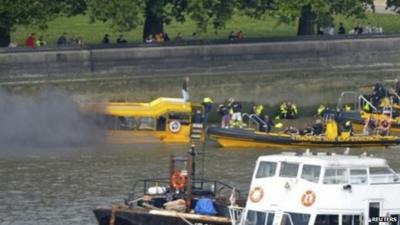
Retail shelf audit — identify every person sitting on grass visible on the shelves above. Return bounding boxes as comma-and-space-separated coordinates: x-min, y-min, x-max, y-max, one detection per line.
116, 34, 127, 44
228, 31, 235, 41
235, 30, 244, 40
36, 35, 46, 47
145, 35, 154, 44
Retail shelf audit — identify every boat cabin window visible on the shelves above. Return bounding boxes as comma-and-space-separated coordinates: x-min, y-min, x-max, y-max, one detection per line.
116, 116, 136, 130
314, 214, 338, 225
169, 112, 190, 125
323, 168, 347, 184
301, 165, 321, 183
349, 169, 367, 185
137, 117, 156, 130
244, 210, 274, 225
281, 213, 310, 225
104, 116, 156, 131
156, 115, 167, 131
369, 167, 398, 183
256, 161, 277, 178
342, 215, 361, 225
279, 162, 299, 178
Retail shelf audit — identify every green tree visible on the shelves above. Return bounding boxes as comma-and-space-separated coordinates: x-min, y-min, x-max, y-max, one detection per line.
86, 0, 236, 41
240, 0, 375, 35
0, 0, 86, 46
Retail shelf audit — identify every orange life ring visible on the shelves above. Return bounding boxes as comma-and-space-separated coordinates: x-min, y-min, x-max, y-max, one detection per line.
379, 119, 391, 131
171, 171, 186, 190
249, 187, 264, 203
301, 190, 316, 207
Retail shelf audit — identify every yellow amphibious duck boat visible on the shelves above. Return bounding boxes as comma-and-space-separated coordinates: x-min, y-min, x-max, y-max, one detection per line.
207, 116, 400, 148
80, 98, 204, 144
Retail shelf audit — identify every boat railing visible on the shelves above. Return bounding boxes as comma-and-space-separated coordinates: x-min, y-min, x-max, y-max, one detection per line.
358, 95, 378, 112
228, 207, 295, 225
337, 91, 359, 111
128, 177, 241, 201
242, 113, 266, 130
228, 206, 245, 225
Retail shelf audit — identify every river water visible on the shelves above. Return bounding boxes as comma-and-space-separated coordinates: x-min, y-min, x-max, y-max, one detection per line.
0, 142, 399, 225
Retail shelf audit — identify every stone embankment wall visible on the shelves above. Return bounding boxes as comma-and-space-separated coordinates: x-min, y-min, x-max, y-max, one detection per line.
1, 37, 400, 114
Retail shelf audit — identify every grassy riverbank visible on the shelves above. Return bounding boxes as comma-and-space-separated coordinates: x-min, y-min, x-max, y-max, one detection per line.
11, 13, 400, 46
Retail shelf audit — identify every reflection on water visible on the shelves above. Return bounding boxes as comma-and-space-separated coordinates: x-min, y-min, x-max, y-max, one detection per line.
0, 143, 399, 225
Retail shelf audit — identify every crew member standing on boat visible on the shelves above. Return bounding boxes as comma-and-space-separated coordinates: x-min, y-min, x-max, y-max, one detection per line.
251, 104, 264, 117
202, 97, 213, 124
363, 116, 377, 135
261, 115, 274, 133
228, 98, 243, 128
315, 104, 327, 117
278, 101, 298, 119
181, 76, 190, 102
218, 103, 230, 128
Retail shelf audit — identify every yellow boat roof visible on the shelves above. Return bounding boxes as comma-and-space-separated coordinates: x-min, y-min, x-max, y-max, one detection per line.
80, 97, 194, 117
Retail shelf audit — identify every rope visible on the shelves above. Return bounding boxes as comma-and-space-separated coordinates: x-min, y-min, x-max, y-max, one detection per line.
109, 204, 131, 225
109, 205, 118, 225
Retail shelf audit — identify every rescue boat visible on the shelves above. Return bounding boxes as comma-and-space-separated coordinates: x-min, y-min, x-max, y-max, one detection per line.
228, 151, 400, 225
80, 97, 204, 144
337, 91, 400, 136
93, 149, 244, 225
207, 126, 400, 148
207, 112, 400, 149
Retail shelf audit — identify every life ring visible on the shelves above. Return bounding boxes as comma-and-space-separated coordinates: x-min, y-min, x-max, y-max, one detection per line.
301, 190, 316, 207
249, 187, 264, 203
169, 120, 181, 133
170, 171, 186, 190
379, 119, 391, 132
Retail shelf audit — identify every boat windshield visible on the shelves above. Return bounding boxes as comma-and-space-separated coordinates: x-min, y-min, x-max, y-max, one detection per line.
256, 161, 277, 178
244, 210, 274, 225
323, 167, 399, 185
323, 168, 348, 184
369, 167, 399, 184
301, 165, 321, 183
279, 162, 299, 178
349, 169, 368, 185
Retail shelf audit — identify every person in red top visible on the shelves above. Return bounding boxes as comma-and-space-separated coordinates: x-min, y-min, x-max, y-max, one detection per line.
25, 33, 36, 48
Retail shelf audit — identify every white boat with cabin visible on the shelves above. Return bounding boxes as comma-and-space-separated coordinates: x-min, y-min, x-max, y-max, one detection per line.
229, 151, 400, 225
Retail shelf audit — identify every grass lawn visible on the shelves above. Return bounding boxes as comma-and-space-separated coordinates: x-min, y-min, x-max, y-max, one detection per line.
11, 12, 400, 46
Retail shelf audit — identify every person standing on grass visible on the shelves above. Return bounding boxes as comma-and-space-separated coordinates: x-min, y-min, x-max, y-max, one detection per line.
25, 33, 36, 48
182, 76, 190, 102
338, 22, 346, 34
102, 34, 110, 44
57, 32, 67, 47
